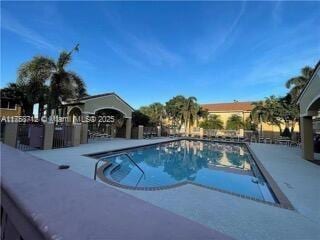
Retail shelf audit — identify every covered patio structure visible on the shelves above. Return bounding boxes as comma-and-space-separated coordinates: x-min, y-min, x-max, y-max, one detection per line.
298, 61, 320, 160
62, 92, 134, 139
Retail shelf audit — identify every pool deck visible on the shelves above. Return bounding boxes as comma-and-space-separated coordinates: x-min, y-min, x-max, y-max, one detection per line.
29, 138, 320, 240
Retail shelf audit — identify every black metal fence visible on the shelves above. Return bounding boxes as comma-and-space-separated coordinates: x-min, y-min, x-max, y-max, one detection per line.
143, 127, 157, 138
53, 124, 73, 148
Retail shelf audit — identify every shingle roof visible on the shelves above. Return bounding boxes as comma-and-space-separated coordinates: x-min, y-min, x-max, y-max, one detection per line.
65, 92, 135, 111
201, 102, 254, 112
78, 92, 114, 101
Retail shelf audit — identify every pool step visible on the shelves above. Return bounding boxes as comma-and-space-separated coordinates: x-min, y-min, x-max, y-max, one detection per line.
109, 161, 145, 185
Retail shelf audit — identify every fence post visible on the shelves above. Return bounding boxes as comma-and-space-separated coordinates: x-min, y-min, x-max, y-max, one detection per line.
157, 126, 161, 137
43, 122, 54, 150
125, 118, 132, 139
200, 128, 204, 138
138, 125, 144, 139
71, 123, 81, 146
80, 123, 88, 144
239, 129, 244, 137
4, 123, 18, 147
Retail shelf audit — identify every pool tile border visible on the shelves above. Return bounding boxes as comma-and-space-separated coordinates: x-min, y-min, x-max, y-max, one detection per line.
91, 138, 294, 210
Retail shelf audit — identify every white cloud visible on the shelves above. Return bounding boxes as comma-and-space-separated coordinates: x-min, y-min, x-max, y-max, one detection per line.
103, 10, 182, 68
192, 1, 247, 62
1, 10, 58, 51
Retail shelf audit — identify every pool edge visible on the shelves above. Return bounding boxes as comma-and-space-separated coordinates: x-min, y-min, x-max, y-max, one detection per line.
92, 138, 295, 210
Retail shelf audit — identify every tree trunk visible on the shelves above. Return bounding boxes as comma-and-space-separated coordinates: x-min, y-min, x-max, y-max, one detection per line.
291, 121, 296, 134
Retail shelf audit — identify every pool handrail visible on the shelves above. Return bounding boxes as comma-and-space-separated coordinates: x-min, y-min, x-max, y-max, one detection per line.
94, 152, 145, 180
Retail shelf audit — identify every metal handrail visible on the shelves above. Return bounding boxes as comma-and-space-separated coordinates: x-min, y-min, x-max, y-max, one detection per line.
94, 152, 144, 180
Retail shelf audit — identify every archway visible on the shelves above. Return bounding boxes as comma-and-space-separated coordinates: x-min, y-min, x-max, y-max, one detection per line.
68, 107, 82, 123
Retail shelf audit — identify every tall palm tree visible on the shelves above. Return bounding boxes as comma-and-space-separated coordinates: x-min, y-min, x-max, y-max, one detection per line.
285, 66, 314, 101
17, 56, 55, 115
180, 97, 199, 135
17, 44, 87, 116
49, 44, 87, 111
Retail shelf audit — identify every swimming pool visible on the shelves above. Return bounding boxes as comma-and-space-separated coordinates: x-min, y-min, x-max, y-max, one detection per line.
96, 140, 276, 203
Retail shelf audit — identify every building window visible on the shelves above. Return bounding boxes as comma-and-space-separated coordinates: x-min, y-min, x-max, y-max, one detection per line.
0, 100, 16, 109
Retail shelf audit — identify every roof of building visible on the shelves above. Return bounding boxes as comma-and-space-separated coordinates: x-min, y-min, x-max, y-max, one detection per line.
297, 60, 320, 104
65, 92, 135, 111
201, 101, 254, 112
78, 92, 114, 101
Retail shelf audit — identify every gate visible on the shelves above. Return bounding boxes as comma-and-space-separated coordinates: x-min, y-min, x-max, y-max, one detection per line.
16, 123, 44, 151
53, 124, 73, 148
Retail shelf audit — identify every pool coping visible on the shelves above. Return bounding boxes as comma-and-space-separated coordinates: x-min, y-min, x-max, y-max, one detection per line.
87, 138, 294, 210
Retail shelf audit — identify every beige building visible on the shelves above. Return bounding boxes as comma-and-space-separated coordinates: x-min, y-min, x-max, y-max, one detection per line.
0, 97, 22, 118
61, 92, 134, 139
201, 101, 299, 137
201, 102, 252, 128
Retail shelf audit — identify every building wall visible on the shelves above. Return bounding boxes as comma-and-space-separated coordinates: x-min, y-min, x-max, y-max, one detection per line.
0, 106, 21, 118
65, 95, 133, 119
206, 111, 299, 133
206, 111, 249, 128
83, 95, 133, 118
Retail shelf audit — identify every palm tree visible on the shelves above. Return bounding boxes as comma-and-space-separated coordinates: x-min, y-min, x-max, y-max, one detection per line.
180, 97, 199, 135
17, 44, 87, 116
285, 66, 314, 101
199, 114, 223, 130
226, 114, 243, 130
251, 97, 283, 135
17, 56, 55, 116
49, 45, 87, 111
140, 102, 166, 126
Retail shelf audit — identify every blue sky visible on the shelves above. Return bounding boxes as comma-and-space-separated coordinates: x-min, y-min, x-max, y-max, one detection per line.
1, 1, 320, 108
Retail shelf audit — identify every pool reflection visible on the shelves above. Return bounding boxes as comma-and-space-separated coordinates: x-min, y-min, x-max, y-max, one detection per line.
102, 140, 274, 202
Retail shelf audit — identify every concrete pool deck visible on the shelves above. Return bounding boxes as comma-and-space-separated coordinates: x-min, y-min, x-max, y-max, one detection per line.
29, 139, 320, 240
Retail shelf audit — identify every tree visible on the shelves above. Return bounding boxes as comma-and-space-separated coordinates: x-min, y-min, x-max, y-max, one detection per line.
165, 95, 186, 128
180, 96, 200, 134
251, 97, 283, 134
278, 94, 299, 136
0, 83, 33, 115
199, 114, 223, 130
17, 56, 55, 115
49, 45, 87, 110
165, 95, 205, 133
226, 114, 243, 130
285, 66, 314, 102
243, 116, 257, 131
16, 44, 87, 116
140, 102, 165, 126
132, 110, 150, 127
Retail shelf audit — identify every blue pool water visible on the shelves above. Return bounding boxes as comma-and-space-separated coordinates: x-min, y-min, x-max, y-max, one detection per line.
100, 140, 276, 203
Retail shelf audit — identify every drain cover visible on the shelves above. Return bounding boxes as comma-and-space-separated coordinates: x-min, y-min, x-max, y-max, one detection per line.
58, 165, 70, 170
